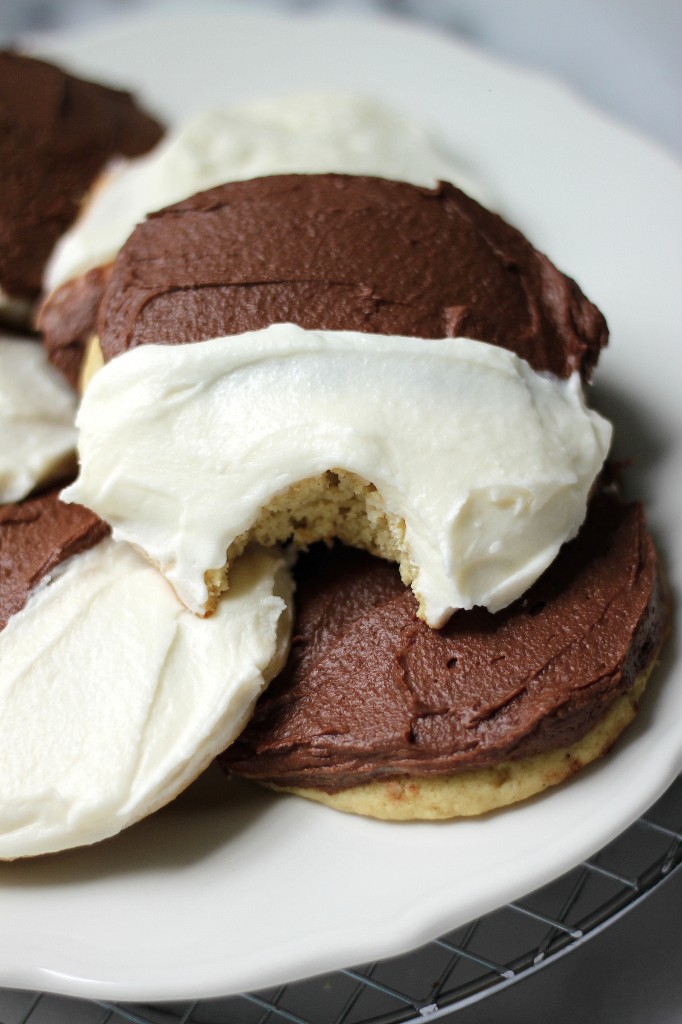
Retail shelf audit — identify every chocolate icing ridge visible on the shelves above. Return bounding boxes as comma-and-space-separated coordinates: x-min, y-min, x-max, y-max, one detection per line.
0, 50, 163, 303
221, 492, 666, 790
37, 264, 112, 388
0, 484, 109, 631
98, 174, 607, 380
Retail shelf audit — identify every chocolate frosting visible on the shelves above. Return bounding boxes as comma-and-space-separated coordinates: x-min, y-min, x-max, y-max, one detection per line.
222, 494, 665, 790
37, 264, 112, 388
99, 174, 607, 380
0, 51, 163, 304
0, 485, 109, 631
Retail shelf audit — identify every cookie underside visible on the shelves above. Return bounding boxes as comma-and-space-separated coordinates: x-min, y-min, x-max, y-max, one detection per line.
267, 662, 658, 820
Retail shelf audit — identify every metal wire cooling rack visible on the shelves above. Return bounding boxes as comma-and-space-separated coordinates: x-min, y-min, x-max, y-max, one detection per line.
2, 771, 681, 1024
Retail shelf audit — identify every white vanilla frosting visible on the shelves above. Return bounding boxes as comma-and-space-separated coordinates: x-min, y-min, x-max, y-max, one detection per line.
63, 324, 612, 628
44, 93, 485, 292
0, 540, 292, 859
0, 336, 77, 503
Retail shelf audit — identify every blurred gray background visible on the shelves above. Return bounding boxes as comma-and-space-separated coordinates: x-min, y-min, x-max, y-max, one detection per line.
2, 0, 681, 156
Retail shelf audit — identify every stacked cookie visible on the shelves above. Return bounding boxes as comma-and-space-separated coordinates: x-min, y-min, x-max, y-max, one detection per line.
0, 49, 163, 502
0, 59, 493, 857
0, 56, 294, 859
0, 51, 162, 331
0, 484, 292, 859
38, 91, 480, 389
59, 172, 665, 822
0, 54, 667, 859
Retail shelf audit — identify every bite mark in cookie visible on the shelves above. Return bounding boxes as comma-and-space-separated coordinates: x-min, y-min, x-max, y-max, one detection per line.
62, 326, 611, 625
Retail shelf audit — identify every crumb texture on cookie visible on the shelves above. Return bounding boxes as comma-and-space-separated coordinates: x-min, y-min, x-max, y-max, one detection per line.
63, 325, 611, 625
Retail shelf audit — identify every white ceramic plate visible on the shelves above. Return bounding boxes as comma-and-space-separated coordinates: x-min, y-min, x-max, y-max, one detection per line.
3, 8, 681, 1002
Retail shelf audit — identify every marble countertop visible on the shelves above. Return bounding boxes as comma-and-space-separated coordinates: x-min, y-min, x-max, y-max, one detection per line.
0, 3, 680, 1023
